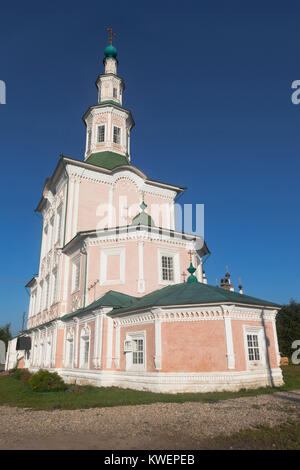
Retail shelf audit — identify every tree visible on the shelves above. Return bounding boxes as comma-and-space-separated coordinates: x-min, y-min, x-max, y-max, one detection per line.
276, 300, 300, 357
0, 323, 12, 349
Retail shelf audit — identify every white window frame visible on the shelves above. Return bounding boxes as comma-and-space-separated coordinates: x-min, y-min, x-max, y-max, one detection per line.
72, 255, 81, 293
113, 126, 121, 145
100, 247, 125, 286
125, 331, 146, 371
97, 124, 105, 143
243, 325, 266, 370
158, 249, 180, 285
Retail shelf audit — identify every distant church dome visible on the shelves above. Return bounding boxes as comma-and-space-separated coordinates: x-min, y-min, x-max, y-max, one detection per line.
104, 44, 117, 59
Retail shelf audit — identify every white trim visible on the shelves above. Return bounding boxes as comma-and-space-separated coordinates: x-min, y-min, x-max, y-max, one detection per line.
243, 325, 266, 371
224, 317, 235, 369
58, 368, 284, 393
158, 249, 180, 285
154, 316, 162, 370
125, 331, 146, 372
137, 242, 145, 293
100, 247, 125, 286
106, 316, 113, 368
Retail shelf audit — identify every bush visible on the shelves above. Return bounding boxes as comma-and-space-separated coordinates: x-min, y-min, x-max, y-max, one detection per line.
9, 367, 25, 381
19, 369, 32, 386
28, 369, 67, 392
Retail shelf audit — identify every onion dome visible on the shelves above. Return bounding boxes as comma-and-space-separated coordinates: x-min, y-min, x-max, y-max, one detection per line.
104, 44, 117, 59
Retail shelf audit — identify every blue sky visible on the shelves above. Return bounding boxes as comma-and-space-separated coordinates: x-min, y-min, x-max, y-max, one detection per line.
0, 0, 299, 335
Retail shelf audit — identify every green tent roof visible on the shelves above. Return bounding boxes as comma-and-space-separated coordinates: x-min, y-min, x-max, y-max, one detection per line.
61, 290, 137, 321
85, 151, 129, 170
111, 282, 281, 315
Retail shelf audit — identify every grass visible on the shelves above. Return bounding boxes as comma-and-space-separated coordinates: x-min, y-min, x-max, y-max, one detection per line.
0, 365, 299, 411
202, 421, 300, 450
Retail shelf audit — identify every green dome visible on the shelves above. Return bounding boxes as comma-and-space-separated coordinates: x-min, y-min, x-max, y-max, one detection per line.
104, 45, 117, 59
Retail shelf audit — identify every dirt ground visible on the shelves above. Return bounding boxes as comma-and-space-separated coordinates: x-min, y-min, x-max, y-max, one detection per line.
1, 390, 300, 450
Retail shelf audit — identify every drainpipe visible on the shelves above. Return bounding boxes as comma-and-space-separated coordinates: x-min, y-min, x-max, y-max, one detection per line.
77, 233, 88, 308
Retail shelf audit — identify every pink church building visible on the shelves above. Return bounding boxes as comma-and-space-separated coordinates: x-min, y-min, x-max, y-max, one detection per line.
6, 39, 283, 392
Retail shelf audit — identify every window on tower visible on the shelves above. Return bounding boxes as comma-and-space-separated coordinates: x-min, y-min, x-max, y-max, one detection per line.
161, 255, 174, 281
113, 87, 117, 98
113, 126, 121, 145
87, 130, 92, 151
72, 256, 81, 292
97, 125, 105, 143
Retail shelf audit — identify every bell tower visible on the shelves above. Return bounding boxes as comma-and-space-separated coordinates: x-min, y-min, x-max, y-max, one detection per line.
83, 29, 135, 169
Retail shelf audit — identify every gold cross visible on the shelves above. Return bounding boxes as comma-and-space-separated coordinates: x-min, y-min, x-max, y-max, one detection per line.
107, 27, 116, 45
188, 250, 194, 262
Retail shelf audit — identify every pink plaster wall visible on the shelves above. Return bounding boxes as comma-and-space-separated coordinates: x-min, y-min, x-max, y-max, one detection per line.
161, 320, 227, 372
231, 320, 278, 371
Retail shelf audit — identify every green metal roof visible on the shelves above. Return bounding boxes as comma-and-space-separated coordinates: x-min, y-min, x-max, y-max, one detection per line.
111, 282, 281, 315
85, 151, 129, 170
61, 290, 137, 321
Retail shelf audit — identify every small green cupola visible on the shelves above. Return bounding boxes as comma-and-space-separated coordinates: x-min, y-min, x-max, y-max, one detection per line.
187, 262, 198, 283
104, 44, 118, 60
103, 28, 118, 64
131, 201, 155, 227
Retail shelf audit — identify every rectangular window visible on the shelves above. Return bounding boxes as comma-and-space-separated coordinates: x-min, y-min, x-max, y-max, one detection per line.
161, 255, 174, 281
113, 87, 117, 98
72, 257, 81, 292
56, 206, 62, 243
247, 334, 260, 361
52, 270, 57, 305
43, 225, 48, 257
87, 130, 92, 151
38, 282, 43, 313
45, 276, 50, 309
113, 126, 121, 145
97, 125, 105, 142
132, 339, 144, 365
49, 217, 54, 250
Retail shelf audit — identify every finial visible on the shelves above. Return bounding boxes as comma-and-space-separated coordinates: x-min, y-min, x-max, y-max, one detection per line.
188, 250, 194, 262
187, 261, 198, 283
107, 27, 116, 45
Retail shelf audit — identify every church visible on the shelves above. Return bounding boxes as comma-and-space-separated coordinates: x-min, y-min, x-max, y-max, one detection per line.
5, 34, 283, 392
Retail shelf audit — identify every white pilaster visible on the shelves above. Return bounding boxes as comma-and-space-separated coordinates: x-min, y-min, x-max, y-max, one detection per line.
224, 316, 235, 370
154, 315, 162, 370
137, 242, 145, 293
114, 321, 120, 369
106, 316, 113, 369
